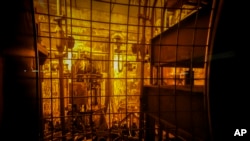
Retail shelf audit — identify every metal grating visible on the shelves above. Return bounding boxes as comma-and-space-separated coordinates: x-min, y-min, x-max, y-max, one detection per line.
33, 0, 215, 140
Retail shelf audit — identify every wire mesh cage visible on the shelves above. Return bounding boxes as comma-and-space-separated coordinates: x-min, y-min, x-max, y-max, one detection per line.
33, 0, 215, 140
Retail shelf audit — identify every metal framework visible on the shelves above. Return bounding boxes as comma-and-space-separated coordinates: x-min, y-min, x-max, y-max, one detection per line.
33, 0, 214, 140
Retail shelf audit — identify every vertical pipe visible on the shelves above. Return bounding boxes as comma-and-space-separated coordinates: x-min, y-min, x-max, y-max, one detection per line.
125, 0, 131, 128
45, 0, 56, 140
55, 0, 66, 140
140, 1, 148, 140
59, 51, 66, 141
150, 0, 158, 85
69, 0, 74, 136
64, 0, 68, 46
57, 0, 61, 15
46, 0, 53, 140
141, 0, 148, 60
138, 1, 143, 139
107, 0, 113, 130
90, 0, 93, 113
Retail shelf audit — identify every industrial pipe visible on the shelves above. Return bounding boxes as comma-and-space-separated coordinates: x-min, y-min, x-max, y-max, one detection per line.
55, 0, 67, 140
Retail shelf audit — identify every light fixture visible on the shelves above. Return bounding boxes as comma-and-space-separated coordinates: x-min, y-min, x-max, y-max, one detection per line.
114, 34, 123, 72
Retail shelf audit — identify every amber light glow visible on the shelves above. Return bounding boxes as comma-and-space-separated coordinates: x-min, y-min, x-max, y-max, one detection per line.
34, 0, 209, 140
